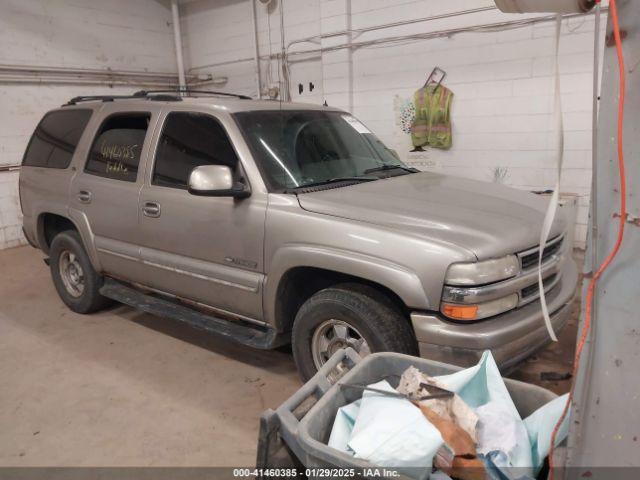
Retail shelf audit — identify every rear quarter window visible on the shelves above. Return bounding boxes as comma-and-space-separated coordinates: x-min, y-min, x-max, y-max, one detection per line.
22, 109, 93, 169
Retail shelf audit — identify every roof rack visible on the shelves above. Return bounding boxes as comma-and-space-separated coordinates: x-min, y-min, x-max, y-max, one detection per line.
63, 88, 252, 107
63, 92, 181, 106
133, 89, 252, 100
64, 95, 138, 106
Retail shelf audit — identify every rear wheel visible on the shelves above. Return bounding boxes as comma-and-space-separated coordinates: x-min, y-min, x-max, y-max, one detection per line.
49, 230, 112, 314
291, 285, 418, 382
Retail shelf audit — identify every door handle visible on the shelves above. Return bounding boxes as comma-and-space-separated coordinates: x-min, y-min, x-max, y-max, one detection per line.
77, 190, 92, 204
142, 201, 161, 218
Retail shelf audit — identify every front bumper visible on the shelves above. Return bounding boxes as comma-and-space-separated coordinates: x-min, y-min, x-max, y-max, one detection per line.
410, 258, 578, 372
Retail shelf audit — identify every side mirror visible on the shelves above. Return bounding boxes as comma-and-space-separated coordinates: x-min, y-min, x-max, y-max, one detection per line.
187, 165, 250, 198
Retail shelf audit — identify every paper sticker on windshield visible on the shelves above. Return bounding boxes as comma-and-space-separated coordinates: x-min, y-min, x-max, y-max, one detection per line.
342, 115, 371, 134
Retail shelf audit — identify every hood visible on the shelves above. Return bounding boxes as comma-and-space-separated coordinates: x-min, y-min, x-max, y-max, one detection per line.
296, 172, 566, 260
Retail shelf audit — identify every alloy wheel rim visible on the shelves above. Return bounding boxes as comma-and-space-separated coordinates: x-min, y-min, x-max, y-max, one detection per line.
311, 319, 371, 371
59, 250, 85, 298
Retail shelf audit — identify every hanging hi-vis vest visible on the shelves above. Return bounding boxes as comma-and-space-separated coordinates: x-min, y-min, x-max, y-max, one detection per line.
410, 84, 453, 149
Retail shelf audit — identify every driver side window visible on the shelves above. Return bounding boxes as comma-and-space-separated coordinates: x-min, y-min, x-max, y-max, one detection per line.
152, 112, 239, 189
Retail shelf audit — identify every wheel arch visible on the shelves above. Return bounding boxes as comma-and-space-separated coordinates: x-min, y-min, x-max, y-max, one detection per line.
265, 245, 431, 333
37, 210, 102, 271
37, 212, 78, 253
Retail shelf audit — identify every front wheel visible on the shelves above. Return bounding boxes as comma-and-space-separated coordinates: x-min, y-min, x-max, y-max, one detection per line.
291, 285, 418, 382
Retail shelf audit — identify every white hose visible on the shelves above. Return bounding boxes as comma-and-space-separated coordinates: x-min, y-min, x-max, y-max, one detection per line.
538, 15, 565, 342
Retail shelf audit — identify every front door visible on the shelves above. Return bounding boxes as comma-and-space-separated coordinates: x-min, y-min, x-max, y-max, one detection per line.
137, 110, 266, 322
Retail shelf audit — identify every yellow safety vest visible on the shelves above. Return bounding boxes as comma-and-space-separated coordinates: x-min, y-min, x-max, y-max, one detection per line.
410, 84, 453, 150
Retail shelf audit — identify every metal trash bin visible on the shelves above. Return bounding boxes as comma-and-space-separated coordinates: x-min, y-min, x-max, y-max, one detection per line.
257, 348, 557, 479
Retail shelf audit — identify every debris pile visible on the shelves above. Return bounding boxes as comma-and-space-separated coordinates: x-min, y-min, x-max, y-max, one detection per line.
328, 351, 570, 480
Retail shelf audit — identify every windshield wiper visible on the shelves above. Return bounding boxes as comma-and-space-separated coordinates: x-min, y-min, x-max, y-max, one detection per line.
363, 164, 419, 175
287, 176, 377, 191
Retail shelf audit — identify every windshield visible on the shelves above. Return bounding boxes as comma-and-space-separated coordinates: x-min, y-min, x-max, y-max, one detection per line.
234, 110, 413, 191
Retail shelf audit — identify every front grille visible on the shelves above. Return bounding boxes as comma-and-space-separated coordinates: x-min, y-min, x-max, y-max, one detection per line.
520, 236, 563, 270
521, 273, 557, 299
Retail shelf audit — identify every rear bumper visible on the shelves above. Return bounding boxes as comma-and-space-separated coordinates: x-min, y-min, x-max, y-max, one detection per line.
410, 258, 578, 371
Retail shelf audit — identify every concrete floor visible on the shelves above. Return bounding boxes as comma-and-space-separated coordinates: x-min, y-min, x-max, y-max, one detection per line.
0, 246, 581, 466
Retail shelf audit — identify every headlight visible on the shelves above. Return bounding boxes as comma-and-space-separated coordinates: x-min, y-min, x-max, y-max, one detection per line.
444, 255, 520, 286
441, 294, 519, 321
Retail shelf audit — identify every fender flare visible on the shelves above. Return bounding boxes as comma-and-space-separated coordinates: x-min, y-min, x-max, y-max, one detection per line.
67, 207, 102, 271
264, 244, 431, 329
37, 208, 103, 272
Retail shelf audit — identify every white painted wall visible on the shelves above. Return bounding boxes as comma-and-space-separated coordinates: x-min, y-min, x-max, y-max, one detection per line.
181, 0, 606, 248
0, 0, 177, 249
181, 0, 325, 103
0, 0, 604, 250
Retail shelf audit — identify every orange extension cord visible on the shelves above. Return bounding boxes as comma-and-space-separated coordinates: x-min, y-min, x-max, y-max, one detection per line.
548, 0, 627, 477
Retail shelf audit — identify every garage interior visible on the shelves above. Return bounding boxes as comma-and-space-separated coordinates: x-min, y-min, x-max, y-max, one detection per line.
0, 0, 635, 473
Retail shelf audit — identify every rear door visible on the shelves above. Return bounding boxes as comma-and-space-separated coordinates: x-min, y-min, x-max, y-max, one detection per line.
136, 109, 267, 322
69, 106, 159, 283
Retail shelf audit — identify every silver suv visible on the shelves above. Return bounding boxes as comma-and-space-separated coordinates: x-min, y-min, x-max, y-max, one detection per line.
19, 91, 577, 380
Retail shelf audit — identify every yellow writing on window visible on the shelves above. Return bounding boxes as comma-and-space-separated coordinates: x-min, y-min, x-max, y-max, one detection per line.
106, 161, 129, 174
100, 141, 138, 161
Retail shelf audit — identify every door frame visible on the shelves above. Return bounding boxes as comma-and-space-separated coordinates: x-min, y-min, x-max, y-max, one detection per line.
133, 104, 270, 322
68, 103, 162, 275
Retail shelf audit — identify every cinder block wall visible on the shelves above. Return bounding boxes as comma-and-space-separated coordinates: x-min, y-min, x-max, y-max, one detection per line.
181, 0, 608, 248
0, 0, 606, 250
0, 0, 177, 249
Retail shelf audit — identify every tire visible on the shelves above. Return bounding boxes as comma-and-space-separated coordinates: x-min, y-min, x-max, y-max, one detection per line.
291, 285, 418, 382
49, 230, 112, 314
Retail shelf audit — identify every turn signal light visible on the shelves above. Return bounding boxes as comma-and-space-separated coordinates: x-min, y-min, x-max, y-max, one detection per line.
441, 293, 519, 321
441, 304, 479, 321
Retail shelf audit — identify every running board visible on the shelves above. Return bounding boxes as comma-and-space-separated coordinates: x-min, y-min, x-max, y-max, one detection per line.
100, 278, 286, 350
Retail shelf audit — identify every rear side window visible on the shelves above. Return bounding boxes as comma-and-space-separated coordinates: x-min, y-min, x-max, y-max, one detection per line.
85, 112, 150, 182
152, 112, 239, 189
22, 109, 92, 169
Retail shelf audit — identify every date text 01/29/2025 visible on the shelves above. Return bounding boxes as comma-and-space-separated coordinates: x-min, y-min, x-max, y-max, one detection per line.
232, 468, 401, 477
